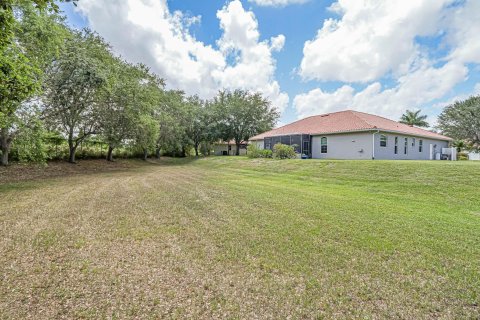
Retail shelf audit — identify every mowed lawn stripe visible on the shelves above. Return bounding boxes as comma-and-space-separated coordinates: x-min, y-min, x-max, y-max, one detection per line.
1, 158, 479, 319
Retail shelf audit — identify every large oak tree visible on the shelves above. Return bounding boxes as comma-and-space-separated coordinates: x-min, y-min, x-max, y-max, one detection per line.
42, 30, 110, 163
213, 90, 279, 155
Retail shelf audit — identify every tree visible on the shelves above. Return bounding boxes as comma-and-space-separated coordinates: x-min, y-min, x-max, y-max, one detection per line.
0, 0, 67, 165
452, 140, 467, 153
437, 96, 480, 151
399, 109, 429, 127
42, 30, 109, 163
97, 60, 162, 161
184, 96, 211, 157
132, 66, 165, 160
1, 0, 64, 50
213, 90, 279, 155
135, 114, 159, 161
155, 90, 188, 158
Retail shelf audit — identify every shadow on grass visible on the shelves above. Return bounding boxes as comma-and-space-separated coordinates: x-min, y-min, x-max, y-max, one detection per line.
0, 157, 205, 191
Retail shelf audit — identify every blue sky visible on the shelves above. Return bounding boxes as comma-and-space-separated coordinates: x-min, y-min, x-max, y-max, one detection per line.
59, 0, 480, 126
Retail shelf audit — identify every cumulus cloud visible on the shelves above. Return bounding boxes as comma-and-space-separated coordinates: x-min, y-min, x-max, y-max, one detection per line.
248, 0, 310, 7
294, 60, 468, 120
300, 0, 453, 82
295, 0, 480, 121
75, 0, 288, 112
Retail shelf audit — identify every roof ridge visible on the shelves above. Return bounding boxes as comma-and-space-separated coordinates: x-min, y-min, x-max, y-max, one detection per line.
347, 110, 377, 129
350, 110, 447, 137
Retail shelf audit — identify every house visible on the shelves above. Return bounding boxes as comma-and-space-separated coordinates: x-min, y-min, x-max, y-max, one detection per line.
249, 110, 453, 160
213, 140, 248, 156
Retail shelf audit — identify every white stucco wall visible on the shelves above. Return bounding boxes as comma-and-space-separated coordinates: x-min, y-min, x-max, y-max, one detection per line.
311, 132, 373, 159
373, 132, 449, 160
214, 144, 247, 156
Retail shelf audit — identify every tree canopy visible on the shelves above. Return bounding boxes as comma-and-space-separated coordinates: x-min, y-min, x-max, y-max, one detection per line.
1, 2, 281, 165
437, 96, 480, 151
213, 90, 279, 155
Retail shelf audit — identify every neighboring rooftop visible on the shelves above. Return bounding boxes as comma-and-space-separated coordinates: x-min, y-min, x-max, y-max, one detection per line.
250, 110, 452, 141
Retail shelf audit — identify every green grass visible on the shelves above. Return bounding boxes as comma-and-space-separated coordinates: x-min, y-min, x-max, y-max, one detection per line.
1, 157, 479, 319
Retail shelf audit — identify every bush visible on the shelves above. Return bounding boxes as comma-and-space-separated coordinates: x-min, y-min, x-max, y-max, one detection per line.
247, 144, 273, 158
273, 143, 297, 159
458, 152, 469, 161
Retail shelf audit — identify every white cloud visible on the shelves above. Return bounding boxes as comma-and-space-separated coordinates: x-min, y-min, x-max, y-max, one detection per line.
75, 0, 288, 112
300, 0, 453, 82
248, 0, 309, 7
294, 60, 467, 120
295, 0, 480, 122
445, 0, 480, 64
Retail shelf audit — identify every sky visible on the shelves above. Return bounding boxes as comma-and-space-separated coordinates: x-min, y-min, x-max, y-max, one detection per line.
59, 0, 480, 127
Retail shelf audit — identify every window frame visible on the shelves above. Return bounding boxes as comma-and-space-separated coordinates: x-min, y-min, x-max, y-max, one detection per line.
419, 139, 423, 152
404, 137, 408, 155
320, 137, 328, 154
394, 137, 398, 154
380, 134, 387, 147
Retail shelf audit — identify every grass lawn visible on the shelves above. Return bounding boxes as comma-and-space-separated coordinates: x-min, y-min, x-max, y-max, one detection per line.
1, 157, 480, 319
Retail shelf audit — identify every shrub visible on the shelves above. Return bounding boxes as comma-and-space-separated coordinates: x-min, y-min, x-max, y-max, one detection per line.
247, 144, 273, 158
458, 152, 469, 161
273, 143, 297, 159
260, 149, 273, 158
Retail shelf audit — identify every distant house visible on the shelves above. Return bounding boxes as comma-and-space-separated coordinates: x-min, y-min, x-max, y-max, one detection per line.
213, 140, 248, 156
249, 110, 453, 160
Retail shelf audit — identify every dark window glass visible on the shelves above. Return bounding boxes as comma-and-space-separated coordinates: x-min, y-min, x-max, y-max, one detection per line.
380, 135, 387, 147
303, 141, 310, 153
321, 137, 327, 154
394, 137, 398, 154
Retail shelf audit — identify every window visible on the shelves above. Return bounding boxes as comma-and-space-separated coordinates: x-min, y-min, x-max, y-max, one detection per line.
321, 137, 327, 154
265, 143, 271, 150
380, 134, 387, 147
419, 139, 423, 152
394, 137, 398, 154
404, 138, 408, 154
412, 138, 416, 147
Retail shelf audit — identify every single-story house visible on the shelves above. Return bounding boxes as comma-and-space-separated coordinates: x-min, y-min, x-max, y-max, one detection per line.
213, 140, 248, 156
249, 110, 453, 160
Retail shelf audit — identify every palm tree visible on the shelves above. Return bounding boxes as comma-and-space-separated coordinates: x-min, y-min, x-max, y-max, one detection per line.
399, 109, 429, 127
453, 140, 467, 152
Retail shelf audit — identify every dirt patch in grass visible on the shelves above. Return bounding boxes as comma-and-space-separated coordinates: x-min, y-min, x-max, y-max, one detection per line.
0, 159, 145, 184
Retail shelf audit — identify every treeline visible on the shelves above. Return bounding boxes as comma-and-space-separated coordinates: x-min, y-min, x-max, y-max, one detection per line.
0, 1, 279, 166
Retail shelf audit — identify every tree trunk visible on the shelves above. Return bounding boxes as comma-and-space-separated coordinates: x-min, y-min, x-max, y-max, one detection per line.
155, 147, 161, 159
68, 145, 77, 163
0, 128, 10, 166
68, 138, 77, 163
1, 149, 8, 166
235, 143, 240, 156
143, 148, 148, 161
194, 143, 199, 157
106, 145, 114, 162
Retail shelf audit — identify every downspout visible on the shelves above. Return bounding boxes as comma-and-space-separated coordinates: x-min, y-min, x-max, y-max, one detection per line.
372, 129, 380, 160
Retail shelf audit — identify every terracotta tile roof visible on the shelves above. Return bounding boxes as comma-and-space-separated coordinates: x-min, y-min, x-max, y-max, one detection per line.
250, 110, 452, 141
215, 140, 247, 145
